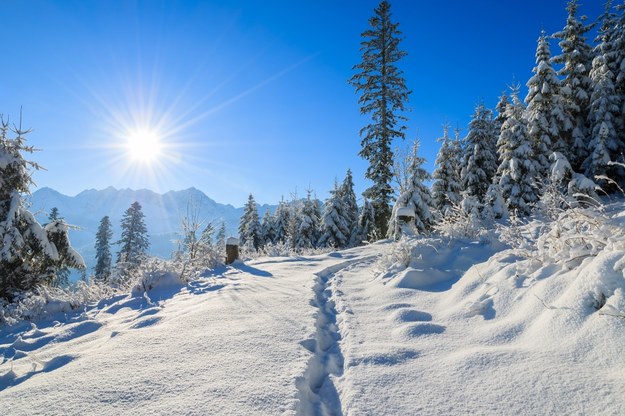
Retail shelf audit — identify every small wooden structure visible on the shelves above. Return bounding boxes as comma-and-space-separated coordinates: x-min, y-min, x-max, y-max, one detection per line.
397, 207, 415, 225
226, 237, 240, 265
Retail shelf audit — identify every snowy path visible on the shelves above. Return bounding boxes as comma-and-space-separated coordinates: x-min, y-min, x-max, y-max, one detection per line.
3, 240, 625, 415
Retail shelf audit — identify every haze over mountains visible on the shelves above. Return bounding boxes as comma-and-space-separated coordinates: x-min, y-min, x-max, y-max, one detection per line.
28, 187, 275, 272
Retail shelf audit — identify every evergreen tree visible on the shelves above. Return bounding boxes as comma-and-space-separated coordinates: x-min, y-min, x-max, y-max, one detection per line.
525, 31, 570, 180
260, 209, 275, 245
339, 169, 358, 245
354, 198, 376, 244
497, 85, 538, 216
116, 201, 150, 267
94, 215, 113, 282
552, 0, 595, 171
0, 119, 84, 300
273, 198, 291, 244
294, 190, 321, 250
349, 0, 410, 238
47, 207, 70, 287
238, 194, 261, 250
388, 140, 432, 239
494, 90, 510, 136
461, 103, 498, 203
432, 124, 462, 215
215, 221, 226, 249
318, 181, 350, 249
583, 3, 625, 189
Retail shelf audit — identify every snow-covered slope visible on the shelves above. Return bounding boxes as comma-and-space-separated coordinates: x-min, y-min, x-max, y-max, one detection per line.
2, 210, 625, 414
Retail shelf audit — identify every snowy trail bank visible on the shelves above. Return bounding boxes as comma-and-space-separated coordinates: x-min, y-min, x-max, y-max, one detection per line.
3, 236, 625, 415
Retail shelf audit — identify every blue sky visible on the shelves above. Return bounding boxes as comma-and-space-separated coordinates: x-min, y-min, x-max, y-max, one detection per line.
0, 0, 604, 207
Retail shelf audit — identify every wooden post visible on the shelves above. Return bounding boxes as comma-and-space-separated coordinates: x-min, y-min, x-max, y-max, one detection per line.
226, 237, 239, 265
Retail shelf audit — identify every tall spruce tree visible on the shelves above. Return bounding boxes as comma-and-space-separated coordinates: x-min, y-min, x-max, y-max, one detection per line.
461, 103, 498, 204
497, 85, 538, 216
339, 169, 358, 245
552, 0, 595, 171
525, 31, 570, 180
116, 201, 150, 267
94, 215, 113, 282
349, 0, 410, 238
388, 140, 432, 239
273, 198, 291, 244
294, 190, 321, 250
215, 221, 226, 249
0, 119, 84, 299
432, 124, 462, 215
583, 3, 625, 189
354, 198, 376, 244
318, 181, 350, 249
238, 194, 261, 250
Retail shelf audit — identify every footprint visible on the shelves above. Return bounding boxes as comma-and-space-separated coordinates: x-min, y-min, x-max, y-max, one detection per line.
129, 316, 162, 330
380, 303, 413, 311
390, 309, 432, 323
348, 349, 420, 367
398, 323, 446, 338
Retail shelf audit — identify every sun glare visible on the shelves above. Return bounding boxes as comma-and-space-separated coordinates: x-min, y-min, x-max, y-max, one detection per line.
126, 129, 162, 163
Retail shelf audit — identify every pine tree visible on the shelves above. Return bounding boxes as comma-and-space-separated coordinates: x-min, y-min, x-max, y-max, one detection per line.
294, 190, 321, 250
494, 91, 510, 136
260, 209, 275, 245
94, 215, 113, 282
215, 221, 226, 250
318, 181, 350, 248
339, 169, 358, 246
0, 119, 84, 300
273, 198, 291, 244
525, 31, 570, 180
116, 201, 150, 267
349, 0, 410, 238
388, 140, 432, 239
461, 103, 498, 204
432, 124, 462, 215
46, 207, 70, 287
354, 198, 376, 244
552, 0, 595, 171
497, 85, 538, 217
583, 3, 625, 189
238, 194, 261, 250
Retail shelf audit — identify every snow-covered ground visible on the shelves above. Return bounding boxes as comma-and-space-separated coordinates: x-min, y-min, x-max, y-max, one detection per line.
3, 212, 625, 414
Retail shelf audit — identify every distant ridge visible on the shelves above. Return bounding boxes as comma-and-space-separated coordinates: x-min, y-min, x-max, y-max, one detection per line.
28, 187, 276, 274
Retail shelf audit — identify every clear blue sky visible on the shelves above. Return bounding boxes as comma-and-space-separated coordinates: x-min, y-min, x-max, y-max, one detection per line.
0, 0, 603, 207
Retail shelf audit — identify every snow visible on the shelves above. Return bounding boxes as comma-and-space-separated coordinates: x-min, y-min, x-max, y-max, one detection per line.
3, 206, 625, 414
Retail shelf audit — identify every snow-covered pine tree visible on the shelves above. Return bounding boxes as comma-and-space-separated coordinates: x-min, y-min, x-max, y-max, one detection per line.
46, 207, 70, 287
349, 0, 410, 238
552, 0, 595, 172
339, 169, 358, 245
260, 209, 275, 246
294, 190, 321, 250
432, 124, 462, 216
388, 140, 432, 239
497, 85, 539, 217
116, 201, 150, 267
583, 3, 625, 190
494, 91, 510, 137
318, 181, 350, 249
238, 194, 262, 251
483, 183, 508, 221
94, 215, 113, 282
273, 198, 291, 245
214, 221, 226, 250
615, 2, 625, 122
354, 197, 376, 244
0, 119, 84, 299
461, 103, 498, 204
525, 31, 570, 181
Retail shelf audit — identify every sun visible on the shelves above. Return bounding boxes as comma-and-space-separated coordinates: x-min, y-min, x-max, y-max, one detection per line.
126, 128, 163, 163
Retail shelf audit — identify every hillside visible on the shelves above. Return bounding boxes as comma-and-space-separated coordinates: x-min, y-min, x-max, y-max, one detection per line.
2, 202, 625, 414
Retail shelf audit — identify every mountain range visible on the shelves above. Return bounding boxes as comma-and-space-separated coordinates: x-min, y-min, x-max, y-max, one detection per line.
28, 187, 276, 274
